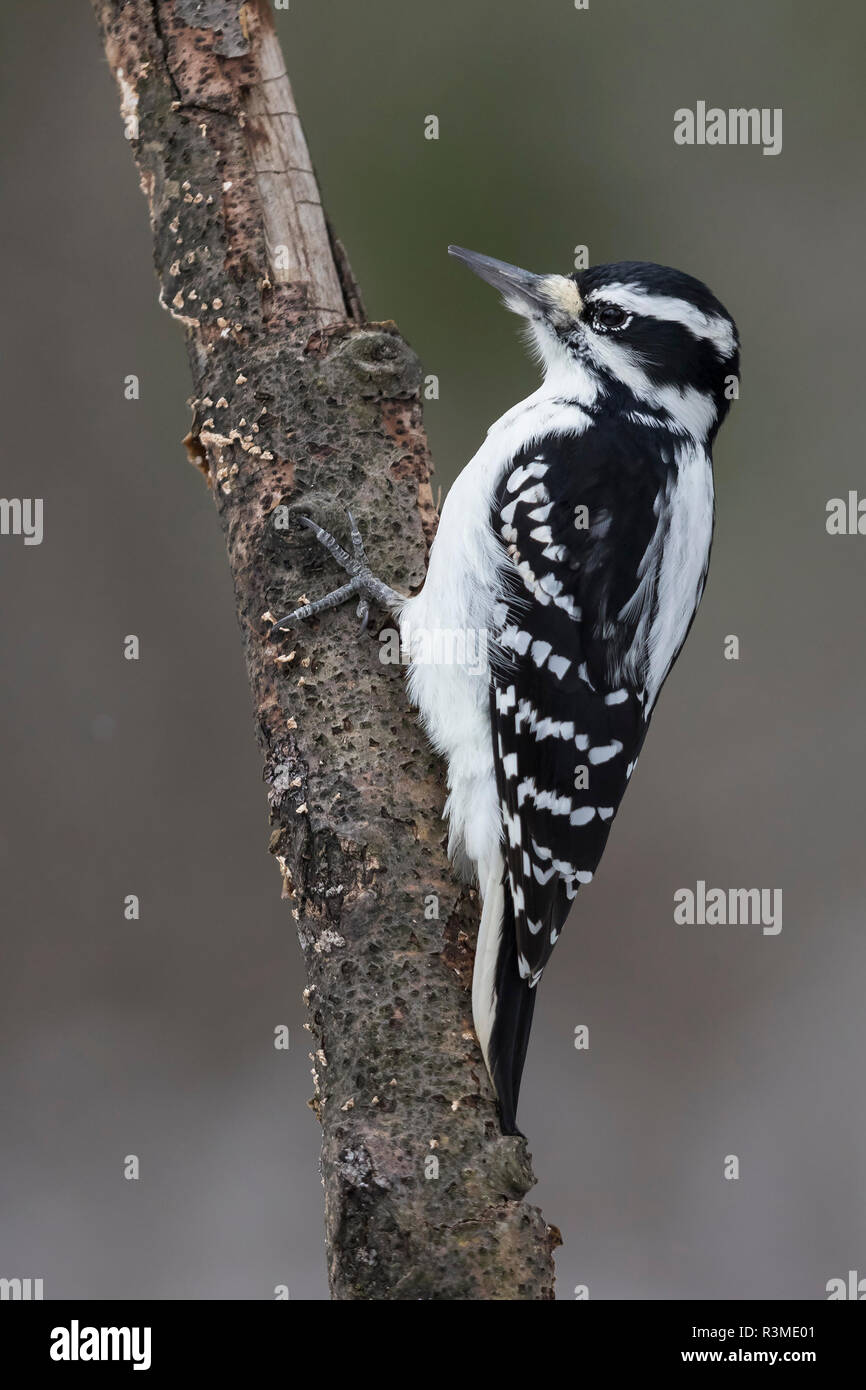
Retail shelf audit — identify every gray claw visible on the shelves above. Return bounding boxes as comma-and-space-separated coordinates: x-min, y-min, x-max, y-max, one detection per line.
270, 508, 404, 635
347, 509, 368, 566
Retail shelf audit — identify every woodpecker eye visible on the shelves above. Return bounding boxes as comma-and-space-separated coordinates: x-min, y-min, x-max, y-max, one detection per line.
592, 303, 629, 331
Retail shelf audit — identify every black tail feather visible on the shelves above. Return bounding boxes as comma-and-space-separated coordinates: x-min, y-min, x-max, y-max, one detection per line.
486, 874, 576, 1134
487, 887, 537, 1136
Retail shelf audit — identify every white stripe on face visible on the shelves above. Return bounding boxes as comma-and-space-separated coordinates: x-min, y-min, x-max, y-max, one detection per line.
585, 282, 736, 358
584, 334, 718, 439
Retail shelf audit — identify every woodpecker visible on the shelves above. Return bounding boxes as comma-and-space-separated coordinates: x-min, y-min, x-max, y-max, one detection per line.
273, 246, 739, 1135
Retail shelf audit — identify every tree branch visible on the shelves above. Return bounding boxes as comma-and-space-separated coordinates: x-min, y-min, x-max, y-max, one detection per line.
91, 0, 559, 1299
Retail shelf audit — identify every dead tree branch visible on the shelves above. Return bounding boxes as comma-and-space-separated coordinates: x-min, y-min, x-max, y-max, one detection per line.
91, 0, 559, 1299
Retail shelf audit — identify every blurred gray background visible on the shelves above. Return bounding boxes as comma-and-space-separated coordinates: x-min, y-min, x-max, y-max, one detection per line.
1, 0, 864, 1300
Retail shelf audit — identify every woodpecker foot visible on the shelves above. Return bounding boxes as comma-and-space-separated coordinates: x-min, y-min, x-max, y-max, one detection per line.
271, 512, 404, 634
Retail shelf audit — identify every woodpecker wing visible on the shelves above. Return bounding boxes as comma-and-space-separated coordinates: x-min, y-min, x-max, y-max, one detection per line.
490, 420, 676, 983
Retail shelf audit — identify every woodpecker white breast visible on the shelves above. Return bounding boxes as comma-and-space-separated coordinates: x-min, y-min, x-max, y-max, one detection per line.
401, 247, 739, 1134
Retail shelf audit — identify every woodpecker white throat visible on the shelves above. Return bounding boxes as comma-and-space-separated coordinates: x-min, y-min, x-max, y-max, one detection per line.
273, 246, 739, 1136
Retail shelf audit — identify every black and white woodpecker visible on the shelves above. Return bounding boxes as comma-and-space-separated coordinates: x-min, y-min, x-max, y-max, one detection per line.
273, 247, 739, 1135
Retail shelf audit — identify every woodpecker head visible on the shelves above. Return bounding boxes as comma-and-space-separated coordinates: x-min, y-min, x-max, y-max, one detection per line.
448, 246, 739, 443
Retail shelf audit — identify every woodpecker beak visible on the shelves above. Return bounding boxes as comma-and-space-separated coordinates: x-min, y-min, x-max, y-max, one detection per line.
448, 246, 551, 317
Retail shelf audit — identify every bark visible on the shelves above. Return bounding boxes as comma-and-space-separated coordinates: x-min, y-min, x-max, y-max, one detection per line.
91, 0, 559, 1299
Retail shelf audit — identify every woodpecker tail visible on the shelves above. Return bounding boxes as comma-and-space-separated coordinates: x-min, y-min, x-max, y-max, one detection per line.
472, 854, 537, 1135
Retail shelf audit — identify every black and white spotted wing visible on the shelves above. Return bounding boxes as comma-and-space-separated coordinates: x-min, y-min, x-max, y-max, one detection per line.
489, 419, 677, 984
